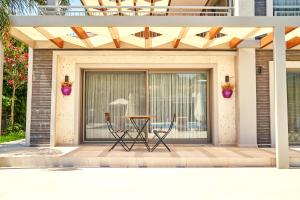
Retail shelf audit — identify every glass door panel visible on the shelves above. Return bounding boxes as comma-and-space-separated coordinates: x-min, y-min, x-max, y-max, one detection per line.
148, 72, 209, 142
84, 71, 146, 141
287, 71, 300, 144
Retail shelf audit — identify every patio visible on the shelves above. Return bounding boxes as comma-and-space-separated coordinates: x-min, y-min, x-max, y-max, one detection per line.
1, 140, 300, 168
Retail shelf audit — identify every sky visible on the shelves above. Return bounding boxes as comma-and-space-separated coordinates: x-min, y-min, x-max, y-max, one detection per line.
70, 0, 82, 6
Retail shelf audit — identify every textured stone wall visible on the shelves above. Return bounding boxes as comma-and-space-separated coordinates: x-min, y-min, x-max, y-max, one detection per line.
30, 50, 53, 145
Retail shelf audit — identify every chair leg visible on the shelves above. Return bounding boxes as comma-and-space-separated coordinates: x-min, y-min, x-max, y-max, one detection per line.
151, 133, 171, 152
109, 131, 129, 151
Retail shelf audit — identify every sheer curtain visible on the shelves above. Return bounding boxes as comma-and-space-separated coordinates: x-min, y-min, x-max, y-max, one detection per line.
287, 72, 300, 144
84, 72, 146, 140
149, 73, 208, 140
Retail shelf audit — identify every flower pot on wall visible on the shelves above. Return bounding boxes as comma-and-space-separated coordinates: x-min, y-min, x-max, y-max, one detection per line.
221, 76, 234, 99
222, 89, 233, 98
61, 86, 72, 96
61, 75, 72, 96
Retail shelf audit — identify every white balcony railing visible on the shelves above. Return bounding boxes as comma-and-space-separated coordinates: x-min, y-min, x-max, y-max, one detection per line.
274, 5, 300, 16
10, 5, 235, 17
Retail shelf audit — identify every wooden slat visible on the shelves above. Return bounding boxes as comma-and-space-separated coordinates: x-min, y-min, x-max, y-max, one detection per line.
144, 27, 150, 39
173, 27, 189, 48
49, 38, 64, 48
34, 27, 64, 48
116, 0, 122, 15
97, 0, 107, 14
229, 37, 243, 49
133, 0, 138, 16
71, 27, 89, 39
260, 27, 296, 48
150, 0, 155, 16
208, 27, 223, 40
71, 27, 93, 48
108, 27, 121, 48
287, 37, 300, 49
144, 27, 151, 48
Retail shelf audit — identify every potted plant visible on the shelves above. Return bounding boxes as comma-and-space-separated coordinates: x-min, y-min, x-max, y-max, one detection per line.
61, 75, 72, 96
221, 82, 234, 98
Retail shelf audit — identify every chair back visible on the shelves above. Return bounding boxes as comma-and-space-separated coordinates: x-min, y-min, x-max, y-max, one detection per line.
167, 113, 176, 133
104, 112, 114, 133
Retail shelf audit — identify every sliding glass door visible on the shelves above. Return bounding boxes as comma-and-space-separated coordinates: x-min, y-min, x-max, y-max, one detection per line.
83, 70, 209, 143
84, 71, 146, 141
149, 72, 209, 142
287, 71, 300, 144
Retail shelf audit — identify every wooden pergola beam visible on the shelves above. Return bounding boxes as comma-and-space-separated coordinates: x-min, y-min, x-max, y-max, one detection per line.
173, 27, 189, 48
35, 27, 64, 48
71, 27, 93, 48
286, 36, 300, 49
144, 27, 151, 48
108, 27, 121, 48
229, 37, 243, 48
71, 27, 89, 39
208, 27, 223, 40
260, 27, 296, 48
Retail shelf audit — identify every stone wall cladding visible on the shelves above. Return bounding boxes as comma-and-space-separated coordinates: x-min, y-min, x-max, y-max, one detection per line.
30, 49, 53, 145
256, 50, 300, 146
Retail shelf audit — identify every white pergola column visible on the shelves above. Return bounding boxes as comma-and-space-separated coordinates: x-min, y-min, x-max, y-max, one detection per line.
233, 0, 255, 16
273, 26, 289, 169
0, 42, 3, 135
235, 48, 257, 147
25, 48, 33, 145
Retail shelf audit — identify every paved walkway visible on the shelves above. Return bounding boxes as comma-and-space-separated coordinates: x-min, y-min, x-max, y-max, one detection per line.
1, 141, 300, 167
0, 168, 300, 200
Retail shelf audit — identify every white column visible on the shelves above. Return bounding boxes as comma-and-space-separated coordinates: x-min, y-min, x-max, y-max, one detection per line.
235, 48, 257, 147
0, 42, 3, 135
273, 26, 289, 169
233, 0, 255, 16
266, 0, 273, 16
25, 48, 33, 146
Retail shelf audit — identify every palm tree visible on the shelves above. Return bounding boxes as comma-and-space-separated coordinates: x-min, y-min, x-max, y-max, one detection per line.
0, 0, 70, 44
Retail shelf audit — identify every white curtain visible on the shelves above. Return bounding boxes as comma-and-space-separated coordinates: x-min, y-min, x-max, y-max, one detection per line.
149, 73, 208, 140
85, 72, 146, 140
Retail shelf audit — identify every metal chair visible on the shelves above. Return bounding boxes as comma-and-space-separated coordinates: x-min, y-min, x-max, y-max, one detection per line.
151, 114, 176, 152
104, 112, 130, 151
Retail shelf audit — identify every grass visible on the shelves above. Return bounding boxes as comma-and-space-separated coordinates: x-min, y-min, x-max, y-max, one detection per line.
0, 132, 25, 143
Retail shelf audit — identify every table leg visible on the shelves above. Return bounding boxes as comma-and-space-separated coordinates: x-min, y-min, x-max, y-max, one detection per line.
129, 118, 150, 151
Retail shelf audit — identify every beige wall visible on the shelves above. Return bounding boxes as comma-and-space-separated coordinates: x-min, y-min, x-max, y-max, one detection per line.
52, 51, 236, 146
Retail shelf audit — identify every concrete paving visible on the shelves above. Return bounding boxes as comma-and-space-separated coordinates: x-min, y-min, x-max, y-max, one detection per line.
2, 141, 300, 167
0, 168, 300, 200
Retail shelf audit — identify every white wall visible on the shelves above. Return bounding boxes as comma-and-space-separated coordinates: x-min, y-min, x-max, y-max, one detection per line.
234, 0, 255, 16
51, 51, 237, 146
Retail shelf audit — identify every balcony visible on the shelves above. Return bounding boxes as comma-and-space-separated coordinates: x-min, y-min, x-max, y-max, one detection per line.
274, 5, 300, 16
10, 5, 235, 17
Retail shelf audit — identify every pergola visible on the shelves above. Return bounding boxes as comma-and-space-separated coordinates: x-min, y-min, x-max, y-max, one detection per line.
2, 9, 300, 168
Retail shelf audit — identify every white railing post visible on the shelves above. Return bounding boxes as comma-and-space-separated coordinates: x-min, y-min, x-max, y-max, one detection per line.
25, 48, 33, 146
273, 26, 289, 169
